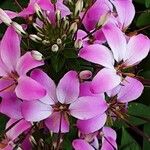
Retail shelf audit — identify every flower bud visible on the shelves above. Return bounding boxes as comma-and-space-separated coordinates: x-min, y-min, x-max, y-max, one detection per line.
51, 44, 59, 52
75, 0, 83, 16
74, 39, 83, 49
56, 10, 61, 27
79, 70, 92, 80
57, 38, 62, 45
42, 40, 50, 45
0, 9, 12, 26
29, 34, 42, 43
63, 19, 69, 31
31, 50, 43, 61
12, 22, 27, 36
96, 12, 111, 28
69, 22, 78, 34
34, 3, 44, 20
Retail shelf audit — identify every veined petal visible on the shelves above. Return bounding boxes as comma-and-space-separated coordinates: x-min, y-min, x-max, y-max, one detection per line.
21, 100, 52, 122
0, 26, 20, 71
15, 76, 46, 100
123, 34, 150, 66
79, 44, 114, 68
102, 23, 126, 62
91, 68, 121, 94
56, 71, 79, 104
45, 112, 69, 133
72, 139, 95, 150
16, 52, 44, 76
117, 77, 144, 103
69, 96, 108, 120
111, 0, 135, 29
77, 113, 107, 134
31, 69, 57, 104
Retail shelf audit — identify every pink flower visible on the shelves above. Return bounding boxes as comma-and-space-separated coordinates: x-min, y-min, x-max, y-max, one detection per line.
0, 26, 46, 100
21, 70, 108, 133
79, 24, 150, 93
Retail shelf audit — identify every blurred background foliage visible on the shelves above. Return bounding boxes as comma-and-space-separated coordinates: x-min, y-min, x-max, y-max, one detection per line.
0, 0, 150, 150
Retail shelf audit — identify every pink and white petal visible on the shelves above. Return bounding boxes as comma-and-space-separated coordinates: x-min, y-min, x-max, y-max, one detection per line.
0, 94, 22, 119
111, 0, 135, 29
21, 100, 52, 122
0, 26, 20, 71
56, 71, 79, 104
103, 127, 117, 140
6, 119, 31, 141
123, 34, 150, 66
117, 77, 144, 103
16, 52, 44, 76
72, 139, 95, 150
18, 5, 34, 17
69, 96, 108, 120
45, 112, 69, 133
15, 76, 46, 100
91, 68, 121, 94
80, 82, 104, 98
107, 85, 122, 98
77, 113, 107, 134
102, 23, 127, 62
0, 57, 9, 76
79, 44, 114, 68
31, 69, 57, 104
0, 77, 15, 97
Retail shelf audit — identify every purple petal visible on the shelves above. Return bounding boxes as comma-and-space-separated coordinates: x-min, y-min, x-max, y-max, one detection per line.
72, 139, 95, 150
45, 112, 69, 133
79, 44, 114, 68
77, 113, 107, 134
111, 0, 135, 29
16, 52, 44, 76
21, 100, 52, 122
0, 94, 22, 119
123, 34, 150, 66
15, 76, 46, 100
0, 26, 20, 71
102, 24, 126, 62
31, 69, 57, 104
117, 77, 144, 103
69, 96, 108, 120
6, 119, 31, 141
91, 68, 121, 94
56, 71, 79, 104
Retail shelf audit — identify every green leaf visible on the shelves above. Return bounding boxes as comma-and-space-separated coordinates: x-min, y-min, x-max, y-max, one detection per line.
134, 0, 145, 5
120, 128, 141, 150
145, 0, 150, 8
136, 12, 150, 27
143, 123, 150, 150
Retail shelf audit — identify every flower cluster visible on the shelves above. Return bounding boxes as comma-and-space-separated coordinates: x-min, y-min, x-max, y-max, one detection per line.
0, 0, 149, 150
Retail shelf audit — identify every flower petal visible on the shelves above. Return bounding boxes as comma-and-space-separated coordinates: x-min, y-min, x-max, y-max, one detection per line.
16, 52, 44, 76
15, 76, 46, 100
56, 71, 79, 104
31, 69, 56, 104
79, 44, 114, 68
45, 112, 69, 133
123, 34, 150, 66
77, 113, 107, 134
91, 68, 121, 94
72, 139, 95, 150
69, 96, 108, 120
117, 77, 144, 103
0, 26, 20, 71
21, 100, 52, 122
102, 24, 126, 62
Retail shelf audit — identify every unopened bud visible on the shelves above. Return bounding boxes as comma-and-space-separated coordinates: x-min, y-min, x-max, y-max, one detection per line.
12, 22, 27, 36
51, 44, 59, 52
29, 34, 42, 43
31, 50, 43, 61
69, 22, 78, 34
75, 0, 83, 16
29, 136, 37, 145
63, 19, 69, 31
0, 9, 12, 25
34, 3, 44, 20
57, 38, 62, 45
56, 10, 61, 27
42, 40, 50, 45
97, 12, 111, 28
74, 39, 83, 49
79, 70, 92, 80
